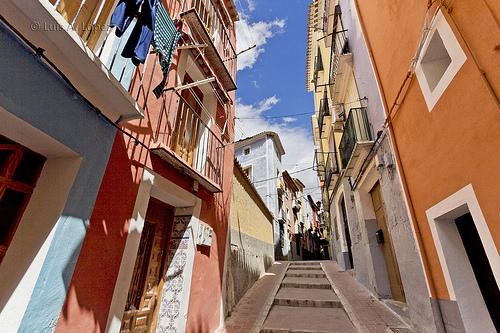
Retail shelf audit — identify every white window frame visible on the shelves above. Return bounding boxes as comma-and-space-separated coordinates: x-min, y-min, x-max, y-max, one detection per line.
415, 10, 466, 112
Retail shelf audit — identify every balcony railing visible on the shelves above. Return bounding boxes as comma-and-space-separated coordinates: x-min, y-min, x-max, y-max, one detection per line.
313, 149, 326, 181
324, 151, 339, 189
49, 0, 115, 51
318, 97, 330, 136
49, 0, 236, 91
45, 1, 224, 191
329, 29, 350, 86
153, 89, 224, 192
181, 0, 237, 91
339, 107, 372, 170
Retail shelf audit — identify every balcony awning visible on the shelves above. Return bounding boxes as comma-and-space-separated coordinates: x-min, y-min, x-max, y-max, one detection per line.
181, 9, 237, 92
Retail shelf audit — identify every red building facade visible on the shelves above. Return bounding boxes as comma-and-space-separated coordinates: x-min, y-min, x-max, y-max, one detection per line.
44, 0, 239, 331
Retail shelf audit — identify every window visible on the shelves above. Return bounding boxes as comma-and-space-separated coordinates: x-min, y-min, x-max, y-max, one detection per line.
244, 147, 251, 155
415, 10, 466, 111
0, 135, 46, 265
421, 31, 452, 92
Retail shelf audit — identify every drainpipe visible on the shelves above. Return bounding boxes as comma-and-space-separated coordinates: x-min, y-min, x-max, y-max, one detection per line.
351, 0, 447, 331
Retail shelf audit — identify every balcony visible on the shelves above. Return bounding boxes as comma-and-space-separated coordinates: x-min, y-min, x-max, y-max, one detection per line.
329, 29, 353, 99
311, 115, 321, 146
3, 0, 145, 123
318, 96, 332, 138
324, 151, 339, 191
314, 150, 339, 191
4, 1, 227, 191
152, 89, 224, 192
181, 0, 237, 92
313, 149, 326, 182
339, 107, 374, 177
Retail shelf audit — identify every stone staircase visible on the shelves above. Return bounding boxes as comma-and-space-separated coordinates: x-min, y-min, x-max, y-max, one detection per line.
260, 262, 358, 333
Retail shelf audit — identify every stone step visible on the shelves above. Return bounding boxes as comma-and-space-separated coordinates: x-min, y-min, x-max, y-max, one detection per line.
286, 270, 326, 278
288, 261, 323, 266
274, 287, 341, 308
288, 265, 323, 271
281, 277, 332, 289
261, 305, 357, 333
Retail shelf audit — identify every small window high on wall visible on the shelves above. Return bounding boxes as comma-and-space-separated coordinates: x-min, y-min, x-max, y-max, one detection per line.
420, 31, 452, 92
415, 10, 466, 111
0, 135, 46, 265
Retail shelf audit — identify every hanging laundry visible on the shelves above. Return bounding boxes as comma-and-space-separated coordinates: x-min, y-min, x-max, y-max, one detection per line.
110, 0, 157, 65
152, 3, 183, 98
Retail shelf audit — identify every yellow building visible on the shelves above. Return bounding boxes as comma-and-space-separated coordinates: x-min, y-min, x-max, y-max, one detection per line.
223, 159, 274, 316
307, 0, 363, 256
306, 1, 460, 331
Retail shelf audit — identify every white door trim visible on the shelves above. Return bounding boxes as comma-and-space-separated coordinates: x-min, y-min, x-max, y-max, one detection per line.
425, 184, 498, 332
105, 169, 201, 333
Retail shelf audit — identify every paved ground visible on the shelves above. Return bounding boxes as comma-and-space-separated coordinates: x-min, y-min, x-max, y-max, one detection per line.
220, 260, 412, 333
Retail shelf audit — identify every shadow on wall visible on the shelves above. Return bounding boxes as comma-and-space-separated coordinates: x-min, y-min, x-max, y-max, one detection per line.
224, 246, 274, 317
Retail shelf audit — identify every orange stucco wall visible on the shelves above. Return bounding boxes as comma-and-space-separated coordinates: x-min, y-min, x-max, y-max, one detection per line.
356, 0, 500, 299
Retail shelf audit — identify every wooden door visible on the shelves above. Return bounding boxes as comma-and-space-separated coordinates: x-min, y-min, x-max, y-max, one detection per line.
370, 183, 405, 302
171, 75, 203, 166
121, 199, 174, 333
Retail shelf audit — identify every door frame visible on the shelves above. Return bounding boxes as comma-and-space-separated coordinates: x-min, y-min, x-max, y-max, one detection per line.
369, 182, 405, 302
426, 184, 499, 333
120, 197, 175, 333
106, 169, 202, 333
340, 196, 354, 269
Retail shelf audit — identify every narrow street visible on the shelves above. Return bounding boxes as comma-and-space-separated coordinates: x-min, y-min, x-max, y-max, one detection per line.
222, 261, 410, 333
1, 0, 498, 331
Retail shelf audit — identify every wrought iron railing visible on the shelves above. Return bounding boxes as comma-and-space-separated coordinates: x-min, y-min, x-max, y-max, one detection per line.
324, 151, 339, 189
329, 29, 350, 85
339, 107, 372, 169
313, 149, 326, 181
155, 89, 224, 188
48, 0, 224, 189
186, 0, 237, 83
314, 150, 339, 187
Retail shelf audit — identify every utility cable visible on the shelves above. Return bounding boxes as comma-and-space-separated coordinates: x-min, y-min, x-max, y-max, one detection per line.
251, 166, 314, 184
236, 112, 313, 120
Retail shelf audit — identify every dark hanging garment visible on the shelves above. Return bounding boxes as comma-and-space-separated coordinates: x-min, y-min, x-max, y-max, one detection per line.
110, 0, 142, 37
152, 3, 182, 98
110, 0, 157, 65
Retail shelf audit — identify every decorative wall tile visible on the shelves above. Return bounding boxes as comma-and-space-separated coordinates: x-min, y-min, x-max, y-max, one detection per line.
157, 215, 193, 333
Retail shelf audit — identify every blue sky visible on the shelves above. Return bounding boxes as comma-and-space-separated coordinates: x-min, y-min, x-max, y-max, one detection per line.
234, 0, 320, 197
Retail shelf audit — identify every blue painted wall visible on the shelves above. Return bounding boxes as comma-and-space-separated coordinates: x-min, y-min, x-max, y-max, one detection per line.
0, 23, 116, 332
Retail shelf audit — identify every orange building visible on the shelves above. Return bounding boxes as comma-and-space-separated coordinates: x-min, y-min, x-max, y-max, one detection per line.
354, 1, 500, 332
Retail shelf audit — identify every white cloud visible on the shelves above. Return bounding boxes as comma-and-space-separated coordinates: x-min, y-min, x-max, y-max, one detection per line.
282, 117, 297, 123
235, 97, 321, 200
246, 0, 256, 11
236, 17, 286, 70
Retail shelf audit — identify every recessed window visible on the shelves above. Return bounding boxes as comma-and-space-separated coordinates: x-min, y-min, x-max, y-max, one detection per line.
415, 10, 467, 111
420, 31, 452, 92
0, 135, 46, 265
244, 147, 251, 155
